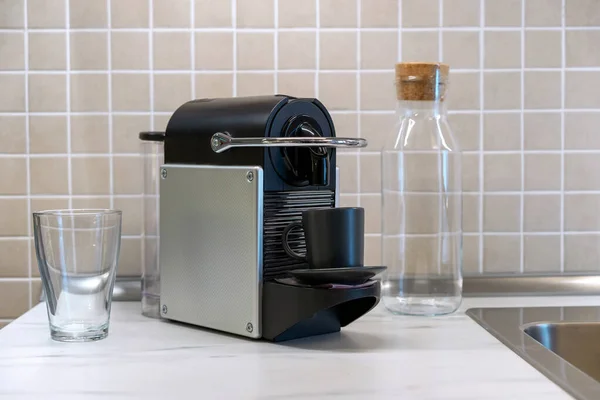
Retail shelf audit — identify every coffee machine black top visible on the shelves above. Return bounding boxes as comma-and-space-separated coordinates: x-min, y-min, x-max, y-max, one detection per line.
164, 95, 361, 191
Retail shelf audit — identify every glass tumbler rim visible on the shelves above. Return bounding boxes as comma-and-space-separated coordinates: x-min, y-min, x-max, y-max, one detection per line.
33, 208, 122, 218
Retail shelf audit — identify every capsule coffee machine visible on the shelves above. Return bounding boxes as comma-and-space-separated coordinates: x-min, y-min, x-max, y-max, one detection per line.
159, 95, 380, 341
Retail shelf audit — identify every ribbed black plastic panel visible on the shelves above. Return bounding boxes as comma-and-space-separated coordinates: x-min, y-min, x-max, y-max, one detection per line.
263, 190, 335, 280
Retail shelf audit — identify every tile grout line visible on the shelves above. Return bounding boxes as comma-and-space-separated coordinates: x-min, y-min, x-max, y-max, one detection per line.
478, 0, 484, 273
274, 0, 279, 92
519, 0, 525, 273
232, 0, 237, 96
66, 0, 72, 210
24, 0, 32, 308
355, 0, 361, 207
149, 0, 154, 129
438, 0, 443, 60
314, 0, 319, 97
190, 0, 196, 99
560, 0, 566, 272
107, 0, 114, 210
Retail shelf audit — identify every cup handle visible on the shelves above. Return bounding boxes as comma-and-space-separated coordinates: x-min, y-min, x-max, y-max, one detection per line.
281, 221, 306, 261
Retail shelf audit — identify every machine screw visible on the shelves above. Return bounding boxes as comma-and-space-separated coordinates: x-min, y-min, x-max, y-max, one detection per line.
161, 304, 168, 314
211, 137, 220, 149
246, 322, 253, 333
246, 171, 254, 182
161, 168, 167, 179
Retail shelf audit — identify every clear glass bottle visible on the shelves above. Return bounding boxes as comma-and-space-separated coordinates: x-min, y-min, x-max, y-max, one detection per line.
381, 62, 462, 316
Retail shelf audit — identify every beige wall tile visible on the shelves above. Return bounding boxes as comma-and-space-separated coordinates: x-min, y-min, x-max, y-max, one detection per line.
31, 279, 42, 306
31, 197, 69, 212
361, 0, 397, 27
524, 194, 560, 232
360, 113, 395, 150
153, 0, 190, 28
319, 72, 357, 110
153, 32, 191, 70
566, 71, 600, 109
365, 235, 381, 266
443, 31, 479, 69
524, 235, 560, 272
113, 155, 143, 194
154, 74, 192, 112
28, 74, 66, 112
320, 0, 357, 27
484, 153, 521, 191
565, 112, 600, 150
195, 33, 233, 70
524, 112, 561, 150
402, 0, 439, 27
71, 197, 110, 209
71, 74, 108, 112
0, 74, 25, 112
113, 115, 152, 153
320, 32, 357, 70
112, 74, 150, 112
360, 153, 381, 193
237, 33, 274, 70
361, 31, 397, 70
0, 0, 24, 28
30, 157, 68, 194
277, 72, 316, 98
0, 239, 29, 277
525, 0, 561, 26
28, 0, 65, 28
565, 154, 600, 190
0, 157, 26, 195
195, 73, 234, 97
237, 73, 274, 97
483, 235, 521, 273
0, 322, 11, 329
566, 31, 600, 67
237, 0, 273, 28
525, 31, 561, 68
71, 115, 109, 153
524, 71, 561, 109
483, 194, 521, 232
336, 153, 358, 193
278, 32, 316, 70
565, 194, 600, 231
483, 113, 520, 150
0, 199, 27, 236
484, 72, 521, 110
29, 116, 67, 153
339, 194, 359, 207
279, 0, 316, 27
118, 238, 142, 276
70, 32, 108, 70
28, 33, 65, 70
361, 194, 381, 234
332, 113, 358, 140
154, 114, 171, 132
195, 0, 231, 27
462, 153, 480, 192
447, 72, 479, 110
485, 0, 521, 26
401, 31, 439, 62
69, 0, 107, 28
443, 0, 480, 27
463, 194, 480, 232
0, 33, 24, 70
114, 197, 142, 235
0, 282, 29, 319
72, 157, 110, 195
566, 0, 600, 26
484, 31, 521, 69
565, 234, 600, 272
112, 32, 149, 70
463, 235, 480, 274
524, 153, 561, 190
111, 0, 148, 28
0, 116, 26, 154
360, 72, 395, 111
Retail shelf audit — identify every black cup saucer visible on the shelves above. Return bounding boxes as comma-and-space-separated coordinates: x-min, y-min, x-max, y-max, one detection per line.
288, 266, 386, 286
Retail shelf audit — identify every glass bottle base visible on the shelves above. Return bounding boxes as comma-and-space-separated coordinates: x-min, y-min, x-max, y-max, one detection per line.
383, 296, 462, 316
50, 324, 109, 342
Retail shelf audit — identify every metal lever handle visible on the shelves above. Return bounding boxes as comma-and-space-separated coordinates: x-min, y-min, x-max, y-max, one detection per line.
210, 132, 368, 153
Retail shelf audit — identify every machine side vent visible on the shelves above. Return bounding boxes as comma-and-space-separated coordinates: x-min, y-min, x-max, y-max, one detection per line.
263, 190, 335, 280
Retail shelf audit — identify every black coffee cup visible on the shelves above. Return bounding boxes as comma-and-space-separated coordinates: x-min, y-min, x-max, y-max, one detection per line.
281, 207, 364, 269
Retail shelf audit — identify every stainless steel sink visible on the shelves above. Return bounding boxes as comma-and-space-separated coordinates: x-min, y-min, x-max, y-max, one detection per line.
467, 307, 600, 400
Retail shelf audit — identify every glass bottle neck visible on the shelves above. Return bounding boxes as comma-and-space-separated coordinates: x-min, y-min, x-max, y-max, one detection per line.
396, 100, 447, 118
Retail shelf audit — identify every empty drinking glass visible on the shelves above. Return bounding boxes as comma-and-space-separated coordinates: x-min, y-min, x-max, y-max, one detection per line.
33, 209, 122, 342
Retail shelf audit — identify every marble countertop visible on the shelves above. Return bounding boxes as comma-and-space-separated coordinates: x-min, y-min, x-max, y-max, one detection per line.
3, 297, 600, 400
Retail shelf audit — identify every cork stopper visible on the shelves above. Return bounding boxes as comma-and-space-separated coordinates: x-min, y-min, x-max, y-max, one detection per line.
395, 62, 450, 101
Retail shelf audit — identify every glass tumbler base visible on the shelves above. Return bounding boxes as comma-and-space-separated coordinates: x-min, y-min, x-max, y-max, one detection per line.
383, 296, 462, 317
50, 324, 109, 342
142, 294, 161, 319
